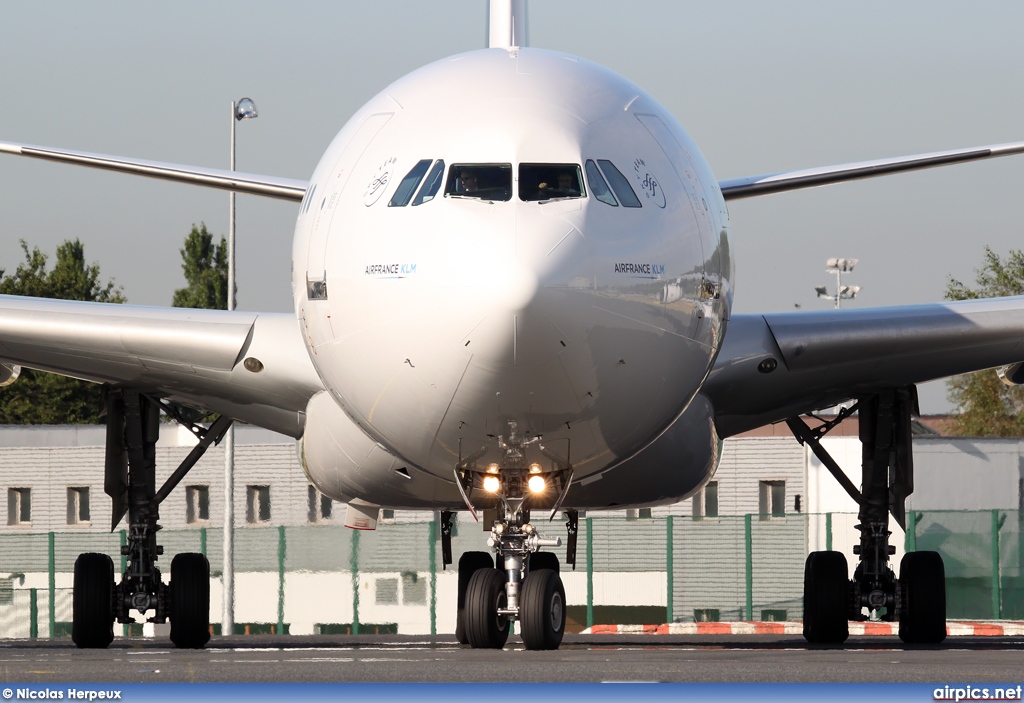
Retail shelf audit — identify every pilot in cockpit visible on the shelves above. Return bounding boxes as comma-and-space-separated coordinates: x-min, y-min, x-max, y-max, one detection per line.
556, 171, 577, 194
537, 169, 579, 197
459, 171, 479, 192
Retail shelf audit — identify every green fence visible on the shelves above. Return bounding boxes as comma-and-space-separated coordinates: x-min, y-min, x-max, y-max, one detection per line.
0, 510, 1020, 637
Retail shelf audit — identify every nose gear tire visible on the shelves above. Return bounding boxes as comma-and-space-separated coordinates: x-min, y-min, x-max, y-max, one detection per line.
519, 568, 566, 650
464, 568, 510, 649
456, 551, 496, 644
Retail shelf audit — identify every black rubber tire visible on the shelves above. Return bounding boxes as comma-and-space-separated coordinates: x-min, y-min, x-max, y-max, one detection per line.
529, 551, 560, 574
72, 553, 115, 649
519, 568, 566, 650
802, 550, 850, 644
464, 568, 509, 649
455, 551, 495, 644
899, 551, 947, 644
170, 552, 211, 649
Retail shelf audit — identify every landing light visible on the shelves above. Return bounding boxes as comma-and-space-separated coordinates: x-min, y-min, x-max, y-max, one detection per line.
483, 475, 501, 493
528, 475, 546, 493
487, 463, 500, 474
529, 463, 542, 474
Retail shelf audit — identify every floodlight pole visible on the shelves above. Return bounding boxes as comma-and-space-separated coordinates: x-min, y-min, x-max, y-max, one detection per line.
224, 97, 257, 636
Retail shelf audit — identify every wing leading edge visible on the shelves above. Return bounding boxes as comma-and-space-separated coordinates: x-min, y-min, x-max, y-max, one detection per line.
702, 296, 1024, 438
0, 141, 307, 202
0, 296, 324, 437
719, 141, 1024, 201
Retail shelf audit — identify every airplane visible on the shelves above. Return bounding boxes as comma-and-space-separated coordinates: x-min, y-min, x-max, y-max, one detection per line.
3, 0, 1024, 651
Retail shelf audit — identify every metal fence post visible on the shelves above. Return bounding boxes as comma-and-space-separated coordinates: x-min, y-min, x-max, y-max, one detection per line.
428, 518, 437, 636
991, 510, 1002, 620
825, 512, 833, 552
30, 588, 38, 639
120, 529, 128, 637
48, 531, 55, 639
277, 525, 286, 635
200, 527, 208, 557
351, 529, 360, 635
906, 511, 917, 552
666, 516, 674, 624
586, 517, 594, 629
744, 514, 753, 621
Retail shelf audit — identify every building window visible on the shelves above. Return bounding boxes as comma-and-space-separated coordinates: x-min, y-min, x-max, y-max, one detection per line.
402, 572, 426, 604
759, 480, 786, 519
67, 487, 90, 525
186, 485, 210, 524
376, 577, 399, 605
381, 509, 396, 523
307, 485, 332, 523
7, 487, 31, 525
246, 485, 271, 524
692, 481, 719, 519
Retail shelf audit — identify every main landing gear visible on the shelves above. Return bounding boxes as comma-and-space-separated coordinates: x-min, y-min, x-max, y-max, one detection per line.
450, 422, 575, 650
789, 388, 946, 645
72, 389, 231, 649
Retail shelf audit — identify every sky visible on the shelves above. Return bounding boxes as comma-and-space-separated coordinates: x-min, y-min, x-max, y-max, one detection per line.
2, 1, 1023, 413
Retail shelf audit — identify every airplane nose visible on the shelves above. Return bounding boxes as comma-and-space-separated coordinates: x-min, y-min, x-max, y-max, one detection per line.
485, 260, 540, 314
455, 204, 586, 366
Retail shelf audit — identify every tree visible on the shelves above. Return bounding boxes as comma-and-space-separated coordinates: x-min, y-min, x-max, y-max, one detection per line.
944, 246, 1024, 436
0, 239, 126, 424
172, 223, 230, 310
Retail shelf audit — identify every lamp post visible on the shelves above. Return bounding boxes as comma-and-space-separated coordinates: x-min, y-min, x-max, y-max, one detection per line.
224, 97, 257, 637
815, 257, 860, 309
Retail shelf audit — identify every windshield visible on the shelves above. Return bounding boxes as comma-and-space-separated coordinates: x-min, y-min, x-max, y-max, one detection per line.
444, 164, 512, 201
518, 164, 585, 201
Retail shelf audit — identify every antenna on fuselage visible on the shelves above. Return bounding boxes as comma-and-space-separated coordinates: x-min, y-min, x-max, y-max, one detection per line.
487, 0, 528, 49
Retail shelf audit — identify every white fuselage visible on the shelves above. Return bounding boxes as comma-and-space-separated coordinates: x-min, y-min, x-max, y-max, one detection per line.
293, 48, 732, 509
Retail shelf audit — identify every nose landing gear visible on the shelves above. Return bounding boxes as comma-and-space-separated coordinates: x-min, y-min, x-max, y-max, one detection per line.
452, 422, 572, 650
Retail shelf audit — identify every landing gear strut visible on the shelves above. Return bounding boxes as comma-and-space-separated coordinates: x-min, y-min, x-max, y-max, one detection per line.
790, 388, 946, 645
71, 389, 231, 649
453, 421, 572, 650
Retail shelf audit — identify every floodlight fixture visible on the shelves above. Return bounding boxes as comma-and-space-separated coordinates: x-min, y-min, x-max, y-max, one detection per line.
235, 97, 258, 121
815, 258, 862, 309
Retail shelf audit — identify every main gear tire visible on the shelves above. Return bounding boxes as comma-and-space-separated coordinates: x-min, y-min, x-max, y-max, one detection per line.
72, 553, 115, 649
802, 550, 850, 644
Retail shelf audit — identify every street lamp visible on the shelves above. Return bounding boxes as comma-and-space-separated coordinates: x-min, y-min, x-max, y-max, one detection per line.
224, 97, 257, 637
815, 257, 861, 309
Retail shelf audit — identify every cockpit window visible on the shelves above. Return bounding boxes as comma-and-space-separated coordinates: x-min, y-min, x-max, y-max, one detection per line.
518, 164, 586, 202
596, 160, 642, 208
585, 160, 618, 206
445, 164, 512, 201
389, 159, 433, 207
412, 160, 444, 206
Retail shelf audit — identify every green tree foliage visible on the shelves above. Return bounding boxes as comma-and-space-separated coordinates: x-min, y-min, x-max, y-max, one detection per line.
0, 240, 126, 424
172, 223, 229, 310
945, 246, 1024, 436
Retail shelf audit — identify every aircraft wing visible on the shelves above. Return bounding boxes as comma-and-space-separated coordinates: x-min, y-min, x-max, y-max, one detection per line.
0, 296, 324, 437
702, 296, 1024, 438
0, 141, 307, 202
719, 141, 1024, 200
